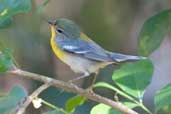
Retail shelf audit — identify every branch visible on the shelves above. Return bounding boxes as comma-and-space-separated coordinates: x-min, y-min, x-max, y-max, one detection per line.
16, 83, 51, 114
9, 68, 139, 114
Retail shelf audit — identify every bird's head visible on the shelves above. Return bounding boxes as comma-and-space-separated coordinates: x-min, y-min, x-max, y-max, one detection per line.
48, 18, 81, 38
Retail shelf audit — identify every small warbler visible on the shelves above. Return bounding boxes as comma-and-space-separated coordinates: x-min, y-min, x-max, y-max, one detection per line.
48, 19, 145, 84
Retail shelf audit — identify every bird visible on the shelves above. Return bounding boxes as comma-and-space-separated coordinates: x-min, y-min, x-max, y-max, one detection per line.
48, 18, 146, 88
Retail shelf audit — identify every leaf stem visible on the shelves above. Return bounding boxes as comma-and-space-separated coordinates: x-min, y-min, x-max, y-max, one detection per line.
138, 103, 153, 114
42, 99, 70, 114
94, 82, 153, 114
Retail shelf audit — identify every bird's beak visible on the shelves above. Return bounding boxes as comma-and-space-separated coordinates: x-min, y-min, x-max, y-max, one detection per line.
48, 20, 56, 26
48, 20, 57, 38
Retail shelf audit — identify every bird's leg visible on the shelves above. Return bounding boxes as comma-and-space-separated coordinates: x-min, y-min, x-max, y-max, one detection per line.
68, 72, 90, 83
88, 72, 98, 93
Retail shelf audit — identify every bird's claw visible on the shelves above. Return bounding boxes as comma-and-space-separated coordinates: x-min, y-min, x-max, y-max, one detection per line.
88, 86, 95, 94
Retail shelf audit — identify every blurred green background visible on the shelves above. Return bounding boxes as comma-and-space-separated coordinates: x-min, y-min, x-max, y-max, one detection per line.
0, 0, 171, 114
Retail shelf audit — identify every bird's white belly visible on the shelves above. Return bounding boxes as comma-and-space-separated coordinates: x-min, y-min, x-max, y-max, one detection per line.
62, 53, 111, 74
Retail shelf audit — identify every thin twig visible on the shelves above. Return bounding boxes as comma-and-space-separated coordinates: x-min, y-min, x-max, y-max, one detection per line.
9, 68, 139, 114
16, 83, 51, 114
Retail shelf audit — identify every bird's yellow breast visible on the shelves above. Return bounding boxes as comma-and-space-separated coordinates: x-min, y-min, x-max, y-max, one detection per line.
51, 37, 65, 59
50, 26, 66, 61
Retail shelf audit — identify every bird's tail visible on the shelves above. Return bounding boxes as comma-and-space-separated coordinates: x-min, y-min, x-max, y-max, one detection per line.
109, 52, 146, 62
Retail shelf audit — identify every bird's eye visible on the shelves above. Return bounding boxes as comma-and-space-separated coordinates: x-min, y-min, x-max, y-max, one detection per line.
57, 28, 63, 33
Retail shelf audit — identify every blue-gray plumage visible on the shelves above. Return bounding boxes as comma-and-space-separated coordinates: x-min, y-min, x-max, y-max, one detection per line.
56, 37, 145, 63
49, 18, 146, 82
56, 38, 113, 62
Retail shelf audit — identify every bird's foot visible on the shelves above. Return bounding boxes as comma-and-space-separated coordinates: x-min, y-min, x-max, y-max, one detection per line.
87, 86, 95, 94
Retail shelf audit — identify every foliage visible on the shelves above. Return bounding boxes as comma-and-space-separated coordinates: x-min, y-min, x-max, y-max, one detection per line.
0, 49, 13, 72
113, 60, 153, 99
65, 95, 86, 113
138, 10, 171, 56
91, 103, 123, 114
0, 86, 27, 114
154, 84, 171, 113
0, 0, 31, 28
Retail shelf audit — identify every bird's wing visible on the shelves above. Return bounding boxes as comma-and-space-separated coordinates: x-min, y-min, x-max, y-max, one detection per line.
56, 38, 112, 62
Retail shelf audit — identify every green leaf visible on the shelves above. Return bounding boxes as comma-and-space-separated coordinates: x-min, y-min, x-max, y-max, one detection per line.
154, 84, 171, 113
0, 49, 14, 72
44, 110, 62, 114
0, 18, 12, 28
123, 102, 138, 109
158, 105, 171, 114
0, 0, 32, 28
0, 85, 27, 114
138, 10, 171, 56
91, 103, 123, 114
65, 95, 86, 113
112, 60, 154, 99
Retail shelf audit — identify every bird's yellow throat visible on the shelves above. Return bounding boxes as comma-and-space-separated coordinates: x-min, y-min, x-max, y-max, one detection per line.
50, 26, 65, 59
